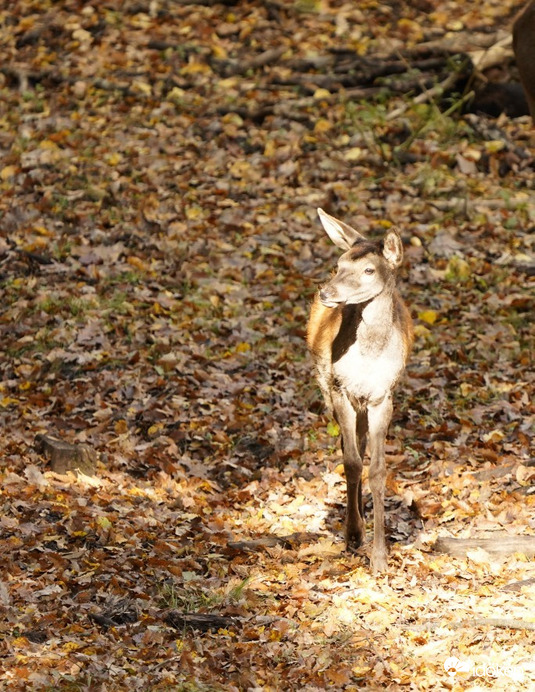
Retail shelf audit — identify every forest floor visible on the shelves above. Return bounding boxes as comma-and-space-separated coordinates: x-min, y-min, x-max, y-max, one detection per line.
1, 0, 534, 690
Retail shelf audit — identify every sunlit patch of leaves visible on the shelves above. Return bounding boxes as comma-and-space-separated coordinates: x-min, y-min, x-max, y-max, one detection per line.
0, 0, 534, 689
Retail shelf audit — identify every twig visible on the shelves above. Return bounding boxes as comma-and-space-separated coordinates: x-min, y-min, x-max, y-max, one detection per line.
215, 47, 287, 77
386, 71, 459, 121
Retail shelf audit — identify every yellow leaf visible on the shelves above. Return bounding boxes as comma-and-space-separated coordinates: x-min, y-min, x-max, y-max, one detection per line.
212, 43, 227, 59
147, 422, 164, 437
236, 342, 251, 353
413, 324, 431, 339
481, 429, 505, 443
217, 77, 238, 90
229, 160, 251, 179
114, 419, 128, 435
286, 494, 305, 512
23, 238, 48, 252
127, 256, 148, 271
106, 152, 122, 166
313, 88, 331, 100
344, 147, 362, 162
445, 256, 471, 282
264, 140, 276, 157
428, 558, 447, 572
326, 420, 340, 437
484, 140, 505, 154
180, 61, 212, 76
33, 225, 54, 237
397, 18, 424, 42
132, 80, 152, 96
463, 146, 481, 162
459, 382, 473, 396
1, 165, 17, 180
12, 637, 29, 648
130, 13, 152, 29
418, 309, 438, 325
62, 641, 81, 652
388, 659, 412, 683
97, 516, 112, 530
430, 11, 448, 25
314, 118, 332, 134
221, 112, 244, 127
167, 87, 186, 100
39, 139, 59, 150
446, 19, 464, 31
352, 664, 373, 677
185, 205, 204, 220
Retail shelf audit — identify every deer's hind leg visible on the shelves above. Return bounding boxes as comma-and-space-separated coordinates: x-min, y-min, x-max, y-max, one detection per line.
356, 408, 368, 520
367, 395, 393, 573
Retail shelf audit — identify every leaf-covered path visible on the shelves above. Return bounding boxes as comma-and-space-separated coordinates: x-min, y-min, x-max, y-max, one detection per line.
1, 1, 534, 689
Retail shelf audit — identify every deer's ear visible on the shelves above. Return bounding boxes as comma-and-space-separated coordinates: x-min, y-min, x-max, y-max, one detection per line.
317, 208, 366, 250
382, 229, 403, 267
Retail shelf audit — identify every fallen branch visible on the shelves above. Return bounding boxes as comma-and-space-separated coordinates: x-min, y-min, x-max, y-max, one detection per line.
502, 577, 535, 592
454, 617, 535, 631
228, 531, 322, 553
402, 616, 535, 632
164, 611, 240, 632
428, 196, 535, 213
469, 34, 513, 72
434, 535, 535, 558
224, 47, 287, 76
215, 86, 384, 122
411, 29, 512, 57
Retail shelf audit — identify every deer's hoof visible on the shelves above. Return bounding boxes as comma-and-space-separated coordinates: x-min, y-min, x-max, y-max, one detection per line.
345, 529, 364, 553
370, 549, 388, 574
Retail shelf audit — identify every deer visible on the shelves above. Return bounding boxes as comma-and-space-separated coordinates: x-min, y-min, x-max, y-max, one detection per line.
513, 0, 535, 125
307, 209, 413, 573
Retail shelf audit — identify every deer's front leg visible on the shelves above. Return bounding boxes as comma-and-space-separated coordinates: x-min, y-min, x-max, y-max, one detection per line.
367, 395, 393, 573
332, 389, 364, 551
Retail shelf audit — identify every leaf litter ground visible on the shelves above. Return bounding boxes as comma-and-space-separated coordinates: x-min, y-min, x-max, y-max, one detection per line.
0, 1, 534, 690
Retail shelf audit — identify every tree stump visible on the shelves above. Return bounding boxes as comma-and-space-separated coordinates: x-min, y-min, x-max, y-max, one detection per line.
34, 434, 97, 476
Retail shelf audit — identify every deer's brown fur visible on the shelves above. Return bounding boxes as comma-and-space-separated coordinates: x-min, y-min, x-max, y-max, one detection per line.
307, 208, 413, 572
514, 0, 535, 125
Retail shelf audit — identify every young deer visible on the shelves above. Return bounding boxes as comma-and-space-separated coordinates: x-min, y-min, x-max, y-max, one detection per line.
307, 209, 413, 573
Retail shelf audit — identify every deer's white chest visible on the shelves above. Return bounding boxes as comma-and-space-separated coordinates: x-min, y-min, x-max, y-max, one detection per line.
333, 328, 405, 403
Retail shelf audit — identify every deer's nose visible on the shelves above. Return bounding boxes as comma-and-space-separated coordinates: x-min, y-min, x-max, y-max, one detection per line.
319, 288, 332, 303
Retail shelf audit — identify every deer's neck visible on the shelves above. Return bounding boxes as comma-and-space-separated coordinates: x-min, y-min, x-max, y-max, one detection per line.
357, 284, 396, 353
331, 283, 396, 364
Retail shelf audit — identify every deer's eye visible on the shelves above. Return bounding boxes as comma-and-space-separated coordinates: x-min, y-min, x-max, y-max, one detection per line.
364, 267, 375, 275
